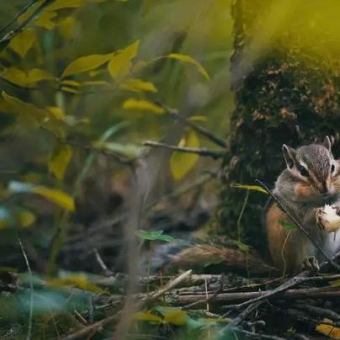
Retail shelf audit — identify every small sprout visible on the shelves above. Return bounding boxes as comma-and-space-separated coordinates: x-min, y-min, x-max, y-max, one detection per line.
135, 229, 175, 242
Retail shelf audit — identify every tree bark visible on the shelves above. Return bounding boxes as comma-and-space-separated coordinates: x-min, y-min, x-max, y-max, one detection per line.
220, 0, 340, 252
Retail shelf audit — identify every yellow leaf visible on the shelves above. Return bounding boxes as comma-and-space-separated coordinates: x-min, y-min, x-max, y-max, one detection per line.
189, 115, 207, 122
47, 274, 108, 295
1, 68, 27, 87
46, 0, 84, 11
17, 210, 36, 228
35, 11, 57, 30
8, 181, 75, 212
17, 1, 44, 25
165, 53, 210, 80
2, 67, 54, 87
329, 279, 340, 287
122, 98, 164, 114
121, 79, 157, 93
81, 80, 111, 87
108, 40, 140, 79
61, 79, 81, 88
316, 319, 340, 339
0, 207, 35, 229
2, 91, 46, 123
62, 53, 114, 77
58, 17, 76, 39
34, 186, 75, 211
47, 106, 65, 119
27, 68, 54, 83
163, 309, 187, 326
133, 312, 162, 323
170, 131, 200, 180
8, 29, 36, 58
231, 184, 268, 194
48, 143, 72, 181
61, 86, 81, 94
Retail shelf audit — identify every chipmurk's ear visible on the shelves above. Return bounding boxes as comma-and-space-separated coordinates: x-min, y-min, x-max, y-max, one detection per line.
323, 136, 332, 152
282, 144, 296, 169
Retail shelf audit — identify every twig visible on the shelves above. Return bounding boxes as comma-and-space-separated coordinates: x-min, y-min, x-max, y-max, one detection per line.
92, 248, 114, 277
0, 0, 36, 35
19, 239, 33, 340
39, 125, 136, 167
143, 141, 225, 159
157, 103, 227, 148
61, 270, 192, 340
255, 179, 340, 271
0, 0, 53, 48
228, 327, 286, 340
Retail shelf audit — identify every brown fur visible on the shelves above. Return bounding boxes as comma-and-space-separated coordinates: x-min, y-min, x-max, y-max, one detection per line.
265, 202, 307, 274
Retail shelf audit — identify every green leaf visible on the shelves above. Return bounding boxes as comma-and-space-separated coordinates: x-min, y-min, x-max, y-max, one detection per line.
135, 229, 174, 242
122, 98, 164, 114
163, 53, 210, 80
48, 143, 72, 181
62, 53, 114, 77
170, 131, 200, 180
108, 40, 140, 79
279, 220, 296, 230
8, 181, 75, 212
231, 184, 268, 194
8, 29, 36, 58
235, 240, 251, 252
121, 79, 157, 93
93, 141, 143, 157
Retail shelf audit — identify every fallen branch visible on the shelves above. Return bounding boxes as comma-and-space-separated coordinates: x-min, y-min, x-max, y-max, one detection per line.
61, 270, 192, 340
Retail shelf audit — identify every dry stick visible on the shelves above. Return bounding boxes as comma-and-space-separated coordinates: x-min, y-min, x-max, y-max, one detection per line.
143, 141, 225, 159
61, 270, 192, 340
92, 248, 114, 277
19, 239, 33, 340
40, 126, 136, 167
159, 104, 227, 148
255, 179, 340, 271
229, 328, 286, 340
174, 286, 340, 305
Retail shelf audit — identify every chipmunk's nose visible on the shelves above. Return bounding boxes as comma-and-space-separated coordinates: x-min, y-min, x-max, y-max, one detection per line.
319, 181, 328, 194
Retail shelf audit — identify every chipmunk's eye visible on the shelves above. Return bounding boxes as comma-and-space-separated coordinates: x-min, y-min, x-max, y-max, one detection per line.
331, 164, 336, 174
298, 165, 309, 177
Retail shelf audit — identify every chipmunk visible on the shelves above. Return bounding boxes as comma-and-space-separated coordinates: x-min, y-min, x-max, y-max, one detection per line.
265, 136, 340, 274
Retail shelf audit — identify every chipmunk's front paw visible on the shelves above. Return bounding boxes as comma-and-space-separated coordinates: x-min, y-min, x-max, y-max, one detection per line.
316, 205, 340, 233
301, 256, 320, 273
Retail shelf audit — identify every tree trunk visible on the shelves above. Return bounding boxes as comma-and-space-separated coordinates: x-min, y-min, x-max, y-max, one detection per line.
220, 0, 340, 253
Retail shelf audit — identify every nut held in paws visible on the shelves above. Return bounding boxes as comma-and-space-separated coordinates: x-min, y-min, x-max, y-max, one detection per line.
318, 204, 340, 233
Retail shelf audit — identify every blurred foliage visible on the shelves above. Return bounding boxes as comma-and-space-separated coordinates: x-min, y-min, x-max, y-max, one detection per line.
0, 0, 233, 338
0, 0, 232, 242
